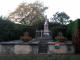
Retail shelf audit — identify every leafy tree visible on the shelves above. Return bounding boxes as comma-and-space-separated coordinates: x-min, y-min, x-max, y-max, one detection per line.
69, 20, 73, 23
51, 12, 70, 26
9, 1, 48, 26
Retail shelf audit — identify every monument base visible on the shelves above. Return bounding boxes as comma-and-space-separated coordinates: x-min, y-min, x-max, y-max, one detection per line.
35, 37, 53, 42
43, 33, 49, 37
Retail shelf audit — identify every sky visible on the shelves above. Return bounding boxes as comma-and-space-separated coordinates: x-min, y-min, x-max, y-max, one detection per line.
0, 0, 80, 21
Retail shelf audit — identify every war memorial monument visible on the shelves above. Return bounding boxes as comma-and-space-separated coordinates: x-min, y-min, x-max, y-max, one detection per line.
0, 15, 74, 54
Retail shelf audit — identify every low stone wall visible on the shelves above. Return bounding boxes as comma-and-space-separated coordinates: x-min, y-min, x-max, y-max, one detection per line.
0, 42, 74, 54
48, 44, 74, 54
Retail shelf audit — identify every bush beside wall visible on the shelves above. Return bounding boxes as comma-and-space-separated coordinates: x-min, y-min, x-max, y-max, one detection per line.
0, 17, 37, 42
13, 24, 36, 40
66, 19, 80, 40
0, 17, 15, 41
51, 27, 67, 40
78, 19, 80, 35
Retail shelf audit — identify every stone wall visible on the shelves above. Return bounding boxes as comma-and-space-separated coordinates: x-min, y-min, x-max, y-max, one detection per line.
0, 42, 74, 54
48, 44, 74, 54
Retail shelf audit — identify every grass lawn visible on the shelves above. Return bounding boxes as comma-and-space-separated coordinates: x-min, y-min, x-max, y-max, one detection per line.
0, 54, 80, 60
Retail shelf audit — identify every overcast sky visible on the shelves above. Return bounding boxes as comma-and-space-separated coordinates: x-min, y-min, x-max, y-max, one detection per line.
0, 0, 80, 20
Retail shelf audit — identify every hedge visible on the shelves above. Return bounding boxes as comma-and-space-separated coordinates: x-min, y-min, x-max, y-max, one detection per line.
66, 19, 80, 40
0, 17, 15, 41
14, 24, 37, 39
0, 17, 37, 42
78, 19, 80, 34
51, 27, 67, 40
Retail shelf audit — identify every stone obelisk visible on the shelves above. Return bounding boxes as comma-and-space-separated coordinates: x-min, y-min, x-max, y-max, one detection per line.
43, 15, 49, 36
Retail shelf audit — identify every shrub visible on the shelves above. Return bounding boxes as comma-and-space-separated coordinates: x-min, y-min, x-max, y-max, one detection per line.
0, 17, 15, 41
66, 19, 80, 40
51, 27, 67, 40
0, 17, 37, 41
72, 26, 80, 53
13, 24, 37, 40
